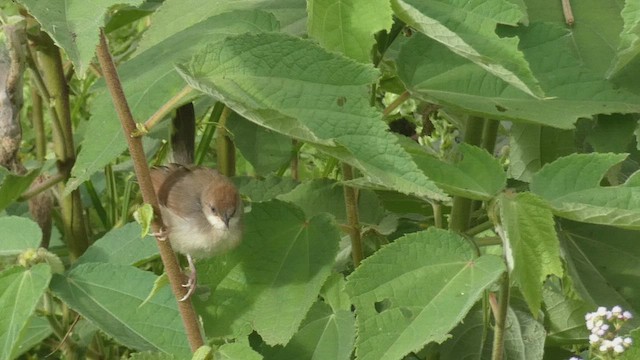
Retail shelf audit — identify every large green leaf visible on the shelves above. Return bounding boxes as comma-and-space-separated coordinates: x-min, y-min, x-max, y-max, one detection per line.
17, 0, 144, 77
531, 153, 640, 229
74, 222, 158, 267
50, 263, 190, 356
542, 283, 591, 345
608, 0, 640, 77
402, 140, 506, 200
308, 0, 392, 63
397, 25, 640, 129
499, 192, 563, 315
507, 124, 575, 182
65, 10, 278, 194
0, 216, 42, 256
177, 32, 447, 201
215, 342, 263, 360
264, 301, 355, 360
136, 0, 307, 54
440, 304, 545, 360
392, 0, 542, 97
227, 112, 292, 175
234, 175, 299, 202
526, 0, 624, 76
0, 264, 51, 360
194, 200, 339, 345
0, 168, 40, 212
345, 228, 505, 360
10, 315, 52, 359
277, 179, 385, 226
559, 221, 640, 322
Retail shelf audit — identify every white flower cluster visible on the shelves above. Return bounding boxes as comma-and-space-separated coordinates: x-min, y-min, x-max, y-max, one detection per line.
585, 306, 633, 357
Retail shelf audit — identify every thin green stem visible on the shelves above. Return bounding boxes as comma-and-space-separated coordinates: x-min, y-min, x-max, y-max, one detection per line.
195, 102, 224, 165
36, 32, 89, 259
141, 86, 194, 134
30, 79, 46, 162
105, 164, 117, 226
465, 220, 494, 236
84, 180, 110, 229
342, 163, 363, 267
481, 119, 500, 155
491, 272, 510, 360
216, 106, 235, 177
432, 202, 443, 229
449, 116, 485, 232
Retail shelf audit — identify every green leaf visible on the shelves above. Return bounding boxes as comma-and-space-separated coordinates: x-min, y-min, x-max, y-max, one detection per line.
499, 192, 563, 315
0, 264, 52, 360
277, 179, 385, 226
50, 263, 190, 356
397, 25, 640, 129
194, 200, 340, 345
392, 0, 542, 97
507, 124, 575, 182
265, 301, 355, 360
74, 222, 158, 267
133, 204, 155, 238
403, 140, 506, 200
192, 345, 213, 360
227, 112, 292, 175
619, 328, 640, 360
531, 153, 640, 229
440, 304, 546, 360
234, 175, 299, 202
345, 228, 505, 360
136, 0, 307, 54
608, 0, 640, 77
10, 315, 52, 359
177, 32, 447, 201
16, 0, 144, 77
65, 10, 278, 194
526, 0, 624, 76
215, 342, 263, 360
543, 282, 591, 345
320, 273, 352, 313
0, 168, 40, 212
308, 0, 392, 63
585, 114, 638, 153
0, 216, 42, 256
560, 221, 640, 320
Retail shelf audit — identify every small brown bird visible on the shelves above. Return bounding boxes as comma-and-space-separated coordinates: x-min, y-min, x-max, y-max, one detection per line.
150, 163, 243, 301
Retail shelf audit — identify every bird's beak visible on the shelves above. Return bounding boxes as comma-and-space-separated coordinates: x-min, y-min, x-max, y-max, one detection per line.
222, 214, 230, 228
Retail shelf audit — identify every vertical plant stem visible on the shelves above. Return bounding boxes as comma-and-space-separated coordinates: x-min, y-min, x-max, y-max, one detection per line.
481, 119, 500, 155
449, 116, 485, 232
216, 105, 235, 177
30, 81, 46, 162
195, 102, 223, 165
432, 202, 443, 229
491, 272, 510, 360
342, 163, 363, 267
37, 33, 89, 259
96, 30, 204, 351
291, 139, 299, 181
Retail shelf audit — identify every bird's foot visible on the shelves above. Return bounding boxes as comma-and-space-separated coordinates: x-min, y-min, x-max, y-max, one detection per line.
179, 254, 197, 302
152, 227, 168, 241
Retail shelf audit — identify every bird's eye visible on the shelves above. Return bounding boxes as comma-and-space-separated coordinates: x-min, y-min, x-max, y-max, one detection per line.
210, 206, 217, 213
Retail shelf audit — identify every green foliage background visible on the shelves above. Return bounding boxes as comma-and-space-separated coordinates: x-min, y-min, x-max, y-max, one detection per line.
1, 0, 640, 359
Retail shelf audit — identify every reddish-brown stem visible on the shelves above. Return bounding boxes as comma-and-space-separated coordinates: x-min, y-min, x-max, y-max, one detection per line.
95, 29, 204, 351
